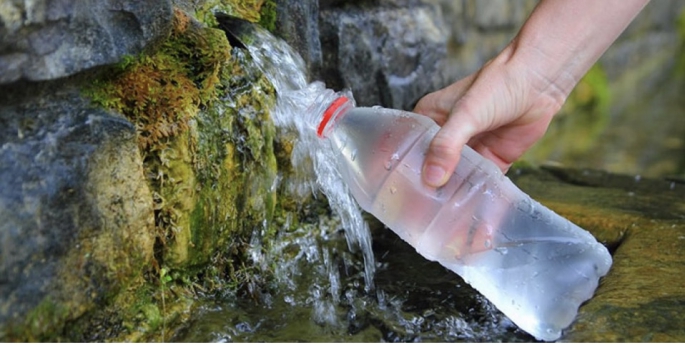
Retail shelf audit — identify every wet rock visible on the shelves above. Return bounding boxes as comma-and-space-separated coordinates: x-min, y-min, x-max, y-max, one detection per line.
0, 81, 155, 340
508, 166, 685, 342
274, 0, 322, 80
270, 0, 536, 111
319, 1, 449, 110
0, 0, 173, 84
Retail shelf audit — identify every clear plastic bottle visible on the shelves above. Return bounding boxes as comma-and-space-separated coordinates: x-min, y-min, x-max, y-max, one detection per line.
316, 96, 612, 341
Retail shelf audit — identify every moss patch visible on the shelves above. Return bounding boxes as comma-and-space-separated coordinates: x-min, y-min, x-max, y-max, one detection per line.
194, 0, 276, 29
86, 8, 230, 151
81, 4, 284, 341
258, 0, 277, 32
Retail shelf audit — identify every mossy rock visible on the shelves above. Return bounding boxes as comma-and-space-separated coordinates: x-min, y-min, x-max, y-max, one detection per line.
74, 4, 296, 341
177, 0, 277, 31
508, 166, 685, 342
0, 84, 155, 342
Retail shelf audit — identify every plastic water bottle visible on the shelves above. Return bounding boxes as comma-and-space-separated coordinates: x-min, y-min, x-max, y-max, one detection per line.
316, 96, 612, 341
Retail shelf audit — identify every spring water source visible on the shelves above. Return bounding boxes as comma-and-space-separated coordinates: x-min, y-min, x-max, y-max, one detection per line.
175, 24, 537, 342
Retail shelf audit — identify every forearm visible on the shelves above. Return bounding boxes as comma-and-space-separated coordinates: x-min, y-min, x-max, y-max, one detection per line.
506, 0, 649, 103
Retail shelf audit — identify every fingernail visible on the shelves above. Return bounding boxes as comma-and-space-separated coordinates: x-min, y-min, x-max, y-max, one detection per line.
423, 164, 446, 187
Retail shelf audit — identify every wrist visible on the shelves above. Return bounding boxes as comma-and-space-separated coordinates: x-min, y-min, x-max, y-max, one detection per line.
483, 42, 568, 120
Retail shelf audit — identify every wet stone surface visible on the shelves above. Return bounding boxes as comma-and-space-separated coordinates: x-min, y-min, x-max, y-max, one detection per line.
509, 166, 685, 342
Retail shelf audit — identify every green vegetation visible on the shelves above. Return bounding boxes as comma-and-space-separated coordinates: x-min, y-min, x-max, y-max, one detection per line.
17, 299, 69, 342
195, 0, 277, 31
80, 4, 288, 341
258, 0, 277, 32
86, 8, 230, 151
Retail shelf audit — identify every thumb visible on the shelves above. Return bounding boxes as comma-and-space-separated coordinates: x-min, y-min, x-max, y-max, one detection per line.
421, 103, 480, 187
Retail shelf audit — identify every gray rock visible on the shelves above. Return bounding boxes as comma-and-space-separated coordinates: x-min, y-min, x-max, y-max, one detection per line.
0, 0, 173, 84
275, 0, 323, 81
0, 81, 154, 339
319, 1, 449, 110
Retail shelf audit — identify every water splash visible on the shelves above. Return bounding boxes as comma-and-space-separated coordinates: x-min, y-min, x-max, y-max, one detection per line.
243, 25, 376, 290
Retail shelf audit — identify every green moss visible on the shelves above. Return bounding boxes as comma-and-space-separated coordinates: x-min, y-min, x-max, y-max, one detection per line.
139, 304, 162, 330
10, 298, 70, 342
154, 130, 198, 266
83, 9, 232, 269
85, 8, 229, 151
258, 0, 277, 32
78, 4, 291, 341
195, 0, 272, 27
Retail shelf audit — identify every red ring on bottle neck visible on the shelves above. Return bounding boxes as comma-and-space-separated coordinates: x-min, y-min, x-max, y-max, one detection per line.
317, 96, 350, 138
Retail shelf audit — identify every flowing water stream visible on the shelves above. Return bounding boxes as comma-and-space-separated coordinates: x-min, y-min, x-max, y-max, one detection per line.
173, 24, 535, 342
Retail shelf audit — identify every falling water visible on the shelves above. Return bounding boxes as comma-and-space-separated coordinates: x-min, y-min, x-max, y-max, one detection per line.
241, 24, 376, 290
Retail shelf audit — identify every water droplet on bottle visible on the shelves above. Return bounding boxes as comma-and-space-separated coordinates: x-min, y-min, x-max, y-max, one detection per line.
494, 247, 508, 255
384, 161, 393, 170
390, 186, 397, 194
484, 239, 491, 248
350, 150, 357, 161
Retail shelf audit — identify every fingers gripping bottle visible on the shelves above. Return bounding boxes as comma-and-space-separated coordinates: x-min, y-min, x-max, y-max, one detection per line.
316, 96, 612, 341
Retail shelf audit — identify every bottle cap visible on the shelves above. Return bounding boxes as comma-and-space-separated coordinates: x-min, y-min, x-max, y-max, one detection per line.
317, 96, 350, 138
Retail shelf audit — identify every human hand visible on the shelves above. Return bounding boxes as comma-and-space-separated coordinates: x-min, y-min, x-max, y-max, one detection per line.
414, 48, 563, 187
413, 0, 648, 188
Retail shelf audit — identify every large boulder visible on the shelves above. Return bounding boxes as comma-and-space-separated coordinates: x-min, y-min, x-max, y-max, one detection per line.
318, 1, 449, 110
0, 0, 173, 84
0, 1, 176, 339
0, 81, 155, 340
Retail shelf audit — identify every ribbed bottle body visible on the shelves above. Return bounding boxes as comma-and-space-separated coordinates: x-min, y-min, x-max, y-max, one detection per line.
323, 104, 612, 341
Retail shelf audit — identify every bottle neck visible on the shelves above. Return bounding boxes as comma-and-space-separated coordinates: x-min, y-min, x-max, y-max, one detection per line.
317, 96, 353, 138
